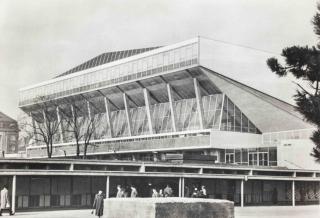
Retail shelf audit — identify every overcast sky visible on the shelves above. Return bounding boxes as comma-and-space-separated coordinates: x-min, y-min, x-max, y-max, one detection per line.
0, 0, 318, 119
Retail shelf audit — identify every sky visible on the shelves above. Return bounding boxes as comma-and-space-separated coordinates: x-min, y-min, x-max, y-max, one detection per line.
0, 0, 318, 120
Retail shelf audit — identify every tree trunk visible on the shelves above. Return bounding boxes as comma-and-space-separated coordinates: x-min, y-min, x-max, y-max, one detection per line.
83, 144, 87, 159
76, 141, 80, 158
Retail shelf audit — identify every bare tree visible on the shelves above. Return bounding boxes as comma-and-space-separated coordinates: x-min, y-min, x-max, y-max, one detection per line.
20, 96, 62, 158
61, 99, 101, 159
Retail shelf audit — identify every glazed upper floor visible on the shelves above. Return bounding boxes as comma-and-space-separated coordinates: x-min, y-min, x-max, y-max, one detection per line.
19, 38, 200, 107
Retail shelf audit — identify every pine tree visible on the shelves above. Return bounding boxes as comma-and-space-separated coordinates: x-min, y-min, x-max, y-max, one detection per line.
267, 4, 320, 161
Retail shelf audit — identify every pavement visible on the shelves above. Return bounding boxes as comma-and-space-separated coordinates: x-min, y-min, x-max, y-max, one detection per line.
235, 205, 320, 218
3, 205, 320, 217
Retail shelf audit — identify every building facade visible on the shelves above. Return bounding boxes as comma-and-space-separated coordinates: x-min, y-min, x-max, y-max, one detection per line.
12, 37, 320, 211
18, 37, 317, 170
0, 111, 18, 155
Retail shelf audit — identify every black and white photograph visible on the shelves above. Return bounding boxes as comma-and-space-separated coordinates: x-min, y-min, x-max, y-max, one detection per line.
0, 0, 319, 217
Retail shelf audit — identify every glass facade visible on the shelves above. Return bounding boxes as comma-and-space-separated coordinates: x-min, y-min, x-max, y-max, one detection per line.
224, 147, 277, 166
58, 94, 223, 141
19, 41, 199, 107
220, 96, 260, 134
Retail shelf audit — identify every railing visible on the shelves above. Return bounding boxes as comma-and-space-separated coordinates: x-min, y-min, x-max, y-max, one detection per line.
26, 131, 211, 158
19, 39, 199, 107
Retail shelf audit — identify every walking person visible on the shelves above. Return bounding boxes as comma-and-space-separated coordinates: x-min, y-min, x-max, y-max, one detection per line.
92, 190, 104, 218
116, 185, 124, 198
0, 185, 13, 216
130, 185, 138, 198
199, 185, 207, 198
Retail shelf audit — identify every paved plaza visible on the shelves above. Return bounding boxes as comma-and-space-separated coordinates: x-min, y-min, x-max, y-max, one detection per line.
4, 205, 319, 218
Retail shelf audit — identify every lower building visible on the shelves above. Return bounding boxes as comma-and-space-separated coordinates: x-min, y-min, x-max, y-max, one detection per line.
0, 111, 19, 156
0, 159, 319, 213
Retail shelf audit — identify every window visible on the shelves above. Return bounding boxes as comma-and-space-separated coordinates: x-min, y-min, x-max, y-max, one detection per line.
226, 153, 235, 164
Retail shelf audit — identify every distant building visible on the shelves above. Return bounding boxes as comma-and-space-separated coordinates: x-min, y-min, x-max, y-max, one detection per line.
0, 111, 18, 155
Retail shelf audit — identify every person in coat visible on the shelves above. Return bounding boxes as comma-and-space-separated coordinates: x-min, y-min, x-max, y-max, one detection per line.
92, 190, 104, 218
130, 185, 138, 198
0, 185, 13, 216
116, 185, 124, 198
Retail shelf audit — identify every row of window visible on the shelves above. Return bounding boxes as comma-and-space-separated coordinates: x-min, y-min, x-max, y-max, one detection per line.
20, 43, 198, 106
222, 147, 277, 166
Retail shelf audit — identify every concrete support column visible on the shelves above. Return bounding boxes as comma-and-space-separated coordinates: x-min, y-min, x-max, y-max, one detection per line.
12, 175, 16, 214
30, 113, 38, 144
218, 94, 226, 130
69, 163, 74, 171
143, 88, 154, 134
42, 110, 47, 124
179, 177, 182, 197
56, 106, 64, 143
292, 180, 295, 207
139, 163, 145, 173
240, 179, 244, 207
70, 105, 75, 121
166, 84, 177, 132
193, 78, 205, 129
87, 101, 92, 121
106, 176, 110, 198
181, 177, 185, 197
104, 97, 114, 138
123, 93, 133, 136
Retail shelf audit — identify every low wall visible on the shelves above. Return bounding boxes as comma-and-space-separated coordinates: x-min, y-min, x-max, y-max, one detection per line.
104, 198, 234, 218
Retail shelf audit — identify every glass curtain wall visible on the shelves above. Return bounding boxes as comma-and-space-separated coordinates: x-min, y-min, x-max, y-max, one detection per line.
20, 42, 199, 107
224, 147, 277, 166
220, 96, 260, 134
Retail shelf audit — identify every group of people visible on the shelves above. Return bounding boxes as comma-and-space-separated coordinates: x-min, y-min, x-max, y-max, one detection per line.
116, 184, 138, 198
190, 185, 207, 198
90, 184, 207, 217
151, 184, 173, 198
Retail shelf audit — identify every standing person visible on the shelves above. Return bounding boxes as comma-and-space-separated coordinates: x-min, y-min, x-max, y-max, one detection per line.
0, 185, 13, 216
191, 187, 199, 198
152, 188, 159, 198
123, 186, 129, 198
200, 185, 207, 198
92, 191, 104, 218
164, 184, 173, 197
158, 189, 164, 197
130, 185, 138, 198
116, 185, 124, 198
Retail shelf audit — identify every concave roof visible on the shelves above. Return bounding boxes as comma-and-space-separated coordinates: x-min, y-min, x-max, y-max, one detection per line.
57, 47, 161, 78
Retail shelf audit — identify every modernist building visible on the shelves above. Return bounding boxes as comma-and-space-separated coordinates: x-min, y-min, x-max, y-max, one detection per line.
12, 37, 319, 211
0, 111, 18, 155
19, 37, 316, 168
